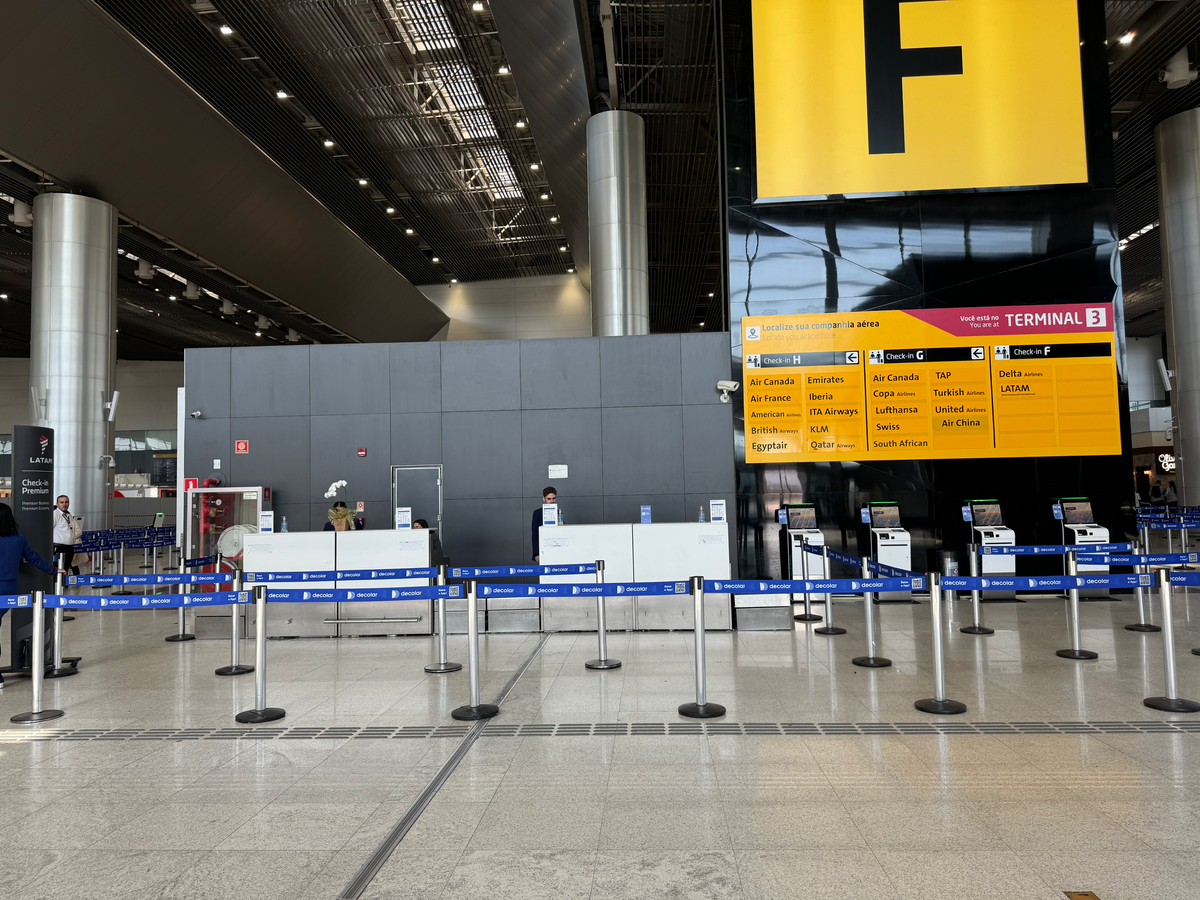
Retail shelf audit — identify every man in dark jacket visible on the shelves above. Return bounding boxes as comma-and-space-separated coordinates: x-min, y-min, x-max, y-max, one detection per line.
531, 486, 556, 562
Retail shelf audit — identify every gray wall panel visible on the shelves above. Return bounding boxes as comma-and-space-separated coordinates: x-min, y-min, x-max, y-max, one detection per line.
600, 334, 682, 407
681, 331, 734, 405
442, 411, 522, 499
272, 502, 310, 534
390, 343, 442, 413
310, 344, 390, 416
184, 347, 231, 418
441, 341, 520, 411
391, 413, 443, 466
443, 498, 524, 565
520, 338, 601, 409
227, 416, 309, 506
310, 414, 391, 502
184, 415, 229, 484
521, 408, 603, 498
601, 406, 685, 495
230, 346, 310, 418
604, 493, 685, 525
682, 404, 737, 493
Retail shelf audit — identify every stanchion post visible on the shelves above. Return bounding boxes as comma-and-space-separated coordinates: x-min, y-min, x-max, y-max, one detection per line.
111, 540, 132, 595
586, 560, 621, 669
793, 537, 822, 623
165, 568, 196, 644
1057, 550, 1098, 660
813, 545, 845, 636
452, 581, 498, 720
1145, 569, 1200, 712
45, 555, 79, 679
235, 586, 285, 723
961, 543, 993, 635
679, 575, 726, 718
1127, 540, 1159, 632
853, 556, 891, 667
216, 570, 253, 676
425, 564, 462, 674
10, 592, 64, 724
915, 573, 967, 715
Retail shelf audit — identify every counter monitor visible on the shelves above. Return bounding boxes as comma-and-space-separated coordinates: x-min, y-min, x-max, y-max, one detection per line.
784, 504, 817, 530
1061, 500, 1095, 525
970, 502, 1003, 527
869, 504, 902, 529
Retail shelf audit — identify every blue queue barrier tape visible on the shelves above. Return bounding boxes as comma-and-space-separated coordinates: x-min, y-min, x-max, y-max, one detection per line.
450, 564, 597, 578
68, 573, 232, 586
264, 585, 463, 602
942, 574, 1153, 591
45, 591, 250, 610
980, 543, 1134, 556
481, 581, 691, 597
1147, 523, 1200, 530
244, 571, 339, 583
707, 576, 927, 594
336, 568, 439, 580
184, 556, 217, 568
0, 595, 32, 609
1170, 571, 1200, 586
1077, 553, 1198, 566
868, 560, 922, 579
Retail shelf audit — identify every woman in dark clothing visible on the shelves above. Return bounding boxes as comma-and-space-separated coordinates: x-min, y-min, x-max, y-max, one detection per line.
0, 502, 56, 678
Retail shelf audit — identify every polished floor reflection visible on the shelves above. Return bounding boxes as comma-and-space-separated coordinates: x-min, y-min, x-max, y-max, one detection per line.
1, 590, 1199, 899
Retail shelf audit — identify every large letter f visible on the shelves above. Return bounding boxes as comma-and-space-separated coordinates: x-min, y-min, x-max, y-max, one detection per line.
864, 0, 963, 155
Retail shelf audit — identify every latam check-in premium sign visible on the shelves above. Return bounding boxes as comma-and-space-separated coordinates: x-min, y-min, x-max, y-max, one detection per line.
751, 0, 1089, 200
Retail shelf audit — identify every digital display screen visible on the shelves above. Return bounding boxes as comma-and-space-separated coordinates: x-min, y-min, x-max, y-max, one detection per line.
1061, 500, 1094, 525
784, 505, 817, 530
970, 502, 1003, 527
869, 504, 901, 529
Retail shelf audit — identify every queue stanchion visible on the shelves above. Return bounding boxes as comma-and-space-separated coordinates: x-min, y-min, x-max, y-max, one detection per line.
853, 556, 891, 667
793, 537, 822, 623
165, 569, 196, 643
425, 564, 462, 674
1057, 550, 1098, 660
10, 592, 64, 724
216, 571, 253, 676
45, 555, 79, 679
813, 546, 846, 636
451, 581, 499, 720
915, 573, 967, 715
1127, 539, 1159, 632
960, 543, 992, 635
585, 559, 622, 670
235, 586, 285, 723
112, 541, 131, 595
1145, 569, 1200, 712
679, 575, 726, 718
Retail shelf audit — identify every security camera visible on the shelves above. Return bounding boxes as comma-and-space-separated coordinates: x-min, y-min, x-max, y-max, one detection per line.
190, 410, 203, 419
716, 380, 740, 403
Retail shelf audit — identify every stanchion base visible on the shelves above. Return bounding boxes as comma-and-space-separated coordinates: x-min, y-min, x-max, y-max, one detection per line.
1144, 696, 1200, 713
678, 701, 726, 719
451, 703, 499, 720
235, 707, 286, 724
44, 667, 79, 679
793, 613, 823, 622
585, 658, 622, 670
215, 665, 254, 676
10, 709, 64, 724
1193, 648, 1200, 657
424, 662, 463, 674
852, 656, 892, 668
1056, 649, 1099, 660
1126, 623, 1162, 633
960, 625, 994, 635
62, 616, 75, 622
165, 633, 196, 643
813, 626, 846, 635
915, 698, 967, 715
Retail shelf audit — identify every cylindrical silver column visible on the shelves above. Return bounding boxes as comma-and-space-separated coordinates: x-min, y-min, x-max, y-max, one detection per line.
587, 110, 649, 336
29, 193, 117, 532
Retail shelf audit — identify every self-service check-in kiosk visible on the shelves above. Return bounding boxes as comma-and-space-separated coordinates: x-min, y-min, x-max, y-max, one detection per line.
781, 503, 828, 610
1057, 498, 1109, 598
867, 502, 912, 601
969, 500, 1016, 601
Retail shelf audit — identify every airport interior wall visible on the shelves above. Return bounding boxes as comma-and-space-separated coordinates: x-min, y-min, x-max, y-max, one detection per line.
184, 334, 735, 567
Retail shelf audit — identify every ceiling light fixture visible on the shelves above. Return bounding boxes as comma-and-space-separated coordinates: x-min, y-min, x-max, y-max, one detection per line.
498, 65, 509, 74
451, 278, 458, 283
276, 90, 288, 99
550, 216, 558, 223
432, 256, 440, 263
405, 228, 414, 234
516, 120, 526, 128
472, 1, 484, 9
530, 163, 539, 170
169, 295, 177, 301
708, 292, 714, 297
323, 139, 334, 147
0, 293, 7, 299
1119, 31, 1135, 45
255, 331, 262, 337
559, 245, 567, 251
567, 267, 574, 273
219, 24, 233, 35
358, 178, 368, 185
540, 193, 549, 200
386, 207, 395, 213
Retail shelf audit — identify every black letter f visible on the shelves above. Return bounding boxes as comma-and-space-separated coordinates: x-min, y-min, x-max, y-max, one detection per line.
864, 0, 963, 155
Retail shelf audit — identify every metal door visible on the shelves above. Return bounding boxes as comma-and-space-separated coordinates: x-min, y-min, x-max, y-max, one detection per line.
391, 465, 442, 534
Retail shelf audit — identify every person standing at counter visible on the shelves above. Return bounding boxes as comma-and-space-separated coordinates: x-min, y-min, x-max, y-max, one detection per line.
53, 495, 82, 576
323, 501, 362, 531
532, 486, 556, 563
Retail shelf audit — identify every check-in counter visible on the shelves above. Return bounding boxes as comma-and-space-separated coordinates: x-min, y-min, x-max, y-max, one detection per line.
334, 530, 432, 636
540, 524, 635, 631
244, 532, 337, 637
632, 522, 731, 630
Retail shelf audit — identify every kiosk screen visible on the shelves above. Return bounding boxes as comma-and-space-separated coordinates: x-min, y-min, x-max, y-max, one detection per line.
1061, 500, 1094, 525
970, 502, 1003, 527
869, 504, 901, 528
785, 505, 817, 530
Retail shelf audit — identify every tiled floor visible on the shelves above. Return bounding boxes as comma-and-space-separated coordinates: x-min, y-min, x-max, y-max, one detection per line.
1, 576, 1200, 898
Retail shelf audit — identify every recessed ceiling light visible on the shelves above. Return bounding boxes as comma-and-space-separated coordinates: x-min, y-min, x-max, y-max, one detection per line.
540, 193, 549, 200
550, 216, 558, 223
0, 293, 7, 299
734, 166, 741, 171
451, 278, 458, 283
498, 65, 509, 74
405, 228, 414, 234
559, 245, 567, 251
115, 329, 119, 333
219, 24, 233, 35
432, 256, 440, 262
276, 90, 288, 99
530, 163, 539, 170
255, 331, 262, 337
708, 292, 714, 297
472, 1, 484, 10
516, 120, 526, 128
700, 321, 705, 326
169, 295, 177, 300
567, 267, 574, 273
386, 207, 395, 213
1119, 31, 1135, 45
323, 139, 334, 147
358, 178, 368, 185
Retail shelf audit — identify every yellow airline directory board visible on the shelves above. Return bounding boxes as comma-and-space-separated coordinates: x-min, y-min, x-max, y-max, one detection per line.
742, 305, 1121, 463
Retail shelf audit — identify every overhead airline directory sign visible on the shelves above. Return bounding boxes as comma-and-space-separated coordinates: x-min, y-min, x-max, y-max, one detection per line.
742, 304, 1120, 463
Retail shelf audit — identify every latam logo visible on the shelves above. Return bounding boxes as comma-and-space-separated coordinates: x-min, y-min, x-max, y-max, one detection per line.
39, 435, 48, 453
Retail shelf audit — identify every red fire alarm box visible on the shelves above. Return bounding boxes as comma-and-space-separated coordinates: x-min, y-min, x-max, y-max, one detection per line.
235, 440, 249, 454
357, 448, 367, 457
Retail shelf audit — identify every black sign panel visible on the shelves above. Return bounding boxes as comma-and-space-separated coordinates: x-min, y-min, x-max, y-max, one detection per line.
11, 425, 53, 665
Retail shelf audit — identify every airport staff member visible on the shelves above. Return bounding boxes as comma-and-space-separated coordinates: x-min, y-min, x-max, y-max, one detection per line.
531, 486, 556, 563
0, 502, 56, 676
53, 494, 82, 575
